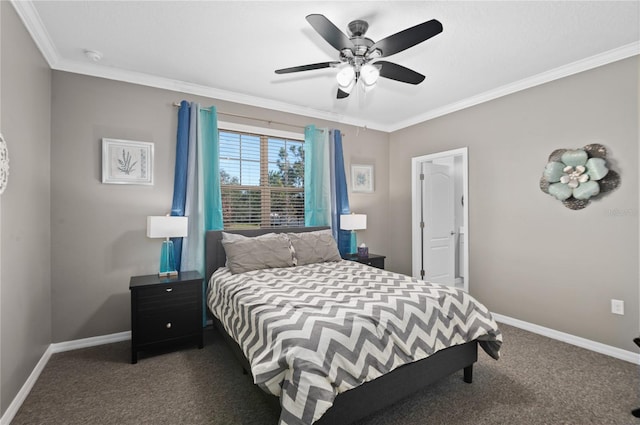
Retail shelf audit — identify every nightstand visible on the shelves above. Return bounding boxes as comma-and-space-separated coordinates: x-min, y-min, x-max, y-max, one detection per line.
129, 270, 204, 364
342, 253, 386, 270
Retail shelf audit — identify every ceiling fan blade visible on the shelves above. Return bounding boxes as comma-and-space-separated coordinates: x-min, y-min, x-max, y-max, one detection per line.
306, 14, 355, 51
377, 61, 425, 84
337, 88, 350, 99
371, 19, 442, 57
275, 61, 340, 74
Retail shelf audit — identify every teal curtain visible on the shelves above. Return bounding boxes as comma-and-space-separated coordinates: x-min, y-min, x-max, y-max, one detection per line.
304, 125, 331, 226
180, 103, 223, 276
201, 106, 224, 232
304, 126, 351, 254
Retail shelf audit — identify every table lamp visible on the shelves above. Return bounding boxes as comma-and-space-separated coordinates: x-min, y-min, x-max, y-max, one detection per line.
340, 213, 367, 255
146, 215, 188, 278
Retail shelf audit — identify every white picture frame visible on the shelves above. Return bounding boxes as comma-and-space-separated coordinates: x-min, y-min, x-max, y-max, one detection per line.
102, 138, 154, 185
351, 164, 374, 193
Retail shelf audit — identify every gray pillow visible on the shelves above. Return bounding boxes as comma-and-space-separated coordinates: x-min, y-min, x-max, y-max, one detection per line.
221, 233, 295, 274
287, 229, 342, 266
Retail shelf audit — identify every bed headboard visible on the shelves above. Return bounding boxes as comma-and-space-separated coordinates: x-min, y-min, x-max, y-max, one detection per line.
205, 226, 330, 282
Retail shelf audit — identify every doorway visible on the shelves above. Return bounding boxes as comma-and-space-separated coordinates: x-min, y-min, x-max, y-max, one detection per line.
411, 148, 468, 291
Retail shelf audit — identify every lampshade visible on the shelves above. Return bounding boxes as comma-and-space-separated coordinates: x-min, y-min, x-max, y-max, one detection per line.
340, 214, 367, 231
146, 216, 188, 239
146, 216, 188, 278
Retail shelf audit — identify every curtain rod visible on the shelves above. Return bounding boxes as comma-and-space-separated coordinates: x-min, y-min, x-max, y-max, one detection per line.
172, 102, 310, 131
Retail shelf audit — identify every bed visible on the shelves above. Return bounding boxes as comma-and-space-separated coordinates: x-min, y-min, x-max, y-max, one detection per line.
205, 226, 501, 425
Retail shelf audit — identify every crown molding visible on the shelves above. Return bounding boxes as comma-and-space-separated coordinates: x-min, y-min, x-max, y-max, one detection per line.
12, 1, 640, 134
390, 42, 640, 132
10, 0, 60, 67
54, 57, 389, 131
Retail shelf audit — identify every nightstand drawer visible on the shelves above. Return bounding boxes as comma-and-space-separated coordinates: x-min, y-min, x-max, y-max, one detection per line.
137, 309, 200, 344
136, 284, 200, 312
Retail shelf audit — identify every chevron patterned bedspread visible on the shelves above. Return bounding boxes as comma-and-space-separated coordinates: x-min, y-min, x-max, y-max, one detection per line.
207, 260, 502, 425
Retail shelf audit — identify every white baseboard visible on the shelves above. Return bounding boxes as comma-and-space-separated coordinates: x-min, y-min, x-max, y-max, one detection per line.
493, 313, 640, 365
0, 345, 53, 425
0, 331, 131, 425
50, 331, 131, 353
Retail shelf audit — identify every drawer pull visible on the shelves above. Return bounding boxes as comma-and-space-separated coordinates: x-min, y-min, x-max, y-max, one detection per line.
165, 288, 173, 292
166, 322, 172, 329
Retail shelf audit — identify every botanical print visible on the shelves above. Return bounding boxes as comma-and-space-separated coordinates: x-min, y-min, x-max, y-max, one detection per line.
117, 149, 138, 175
102, 139, 153, 185
352, 164, 374, 193
355, 170, 368, 186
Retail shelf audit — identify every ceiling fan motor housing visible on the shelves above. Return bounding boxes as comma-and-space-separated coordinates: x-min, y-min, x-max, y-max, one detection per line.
348, 19, 369, 37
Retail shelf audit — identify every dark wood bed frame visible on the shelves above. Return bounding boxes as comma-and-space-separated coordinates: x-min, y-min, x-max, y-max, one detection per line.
205, 226, 478, 425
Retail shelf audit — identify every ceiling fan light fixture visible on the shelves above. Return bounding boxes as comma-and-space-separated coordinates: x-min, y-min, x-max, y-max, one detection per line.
360, 63, 380, 88
336, 66, 356, 90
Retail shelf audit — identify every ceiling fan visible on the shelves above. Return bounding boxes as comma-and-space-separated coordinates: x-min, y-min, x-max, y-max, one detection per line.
275, 14, 443, 99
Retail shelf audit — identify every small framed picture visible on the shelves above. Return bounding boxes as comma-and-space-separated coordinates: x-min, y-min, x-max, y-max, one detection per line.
102, 138, 154, 185
351, 164, 374, 193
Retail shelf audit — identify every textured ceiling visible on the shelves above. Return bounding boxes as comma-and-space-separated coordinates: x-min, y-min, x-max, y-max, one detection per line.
12, 1, 640, 132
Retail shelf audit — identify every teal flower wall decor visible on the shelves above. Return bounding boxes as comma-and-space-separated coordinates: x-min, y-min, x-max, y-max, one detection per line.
540, 144, 620, 210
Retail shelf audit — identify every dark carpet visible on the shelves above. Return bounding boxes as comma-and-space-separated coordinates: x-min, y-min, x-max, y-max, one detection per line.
12, 324, 640, 425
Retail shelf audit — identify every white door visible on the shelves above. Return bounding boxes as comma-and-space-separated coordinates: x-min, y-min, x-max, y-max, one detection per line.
422, 162, 455, 285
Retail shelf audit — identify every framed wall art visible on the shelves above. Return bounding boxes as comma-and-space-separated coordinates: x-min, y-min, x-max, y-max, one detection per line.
102, 138, 154, 185
351, 164, 374, 193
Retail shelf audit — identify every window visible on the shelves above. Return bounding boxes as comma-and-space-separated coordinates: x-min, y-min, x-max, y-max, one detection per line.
219, 128, 304, 229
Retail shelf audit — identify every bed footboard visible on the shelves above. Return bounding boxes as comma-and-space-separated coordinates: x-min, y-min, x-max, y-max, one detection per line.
316, 341, 478, 425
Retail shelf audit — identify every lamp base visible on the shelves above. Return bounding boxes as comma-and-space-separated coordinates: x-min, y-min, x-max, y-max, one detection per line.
159, 239, 178, 278
158, 271, 179, 279
349, 230, 358, 255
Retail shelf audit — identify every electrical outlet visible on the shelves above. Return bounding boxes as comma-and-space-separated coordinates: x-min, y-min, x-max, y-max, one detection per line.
611, 299, 624, 315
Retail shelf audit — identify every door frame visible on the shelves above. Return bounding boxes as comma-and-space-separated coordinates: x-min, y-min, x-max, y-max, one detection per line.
411, 147, 469, 291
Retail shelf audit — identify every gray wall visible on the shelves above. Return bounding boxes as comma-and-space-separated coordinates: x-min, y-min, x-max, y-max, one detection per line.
50, 71, 389, 342
389, 56, 639, 352
0, 2, 52, 415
